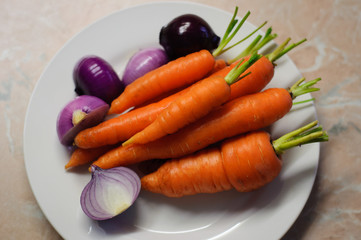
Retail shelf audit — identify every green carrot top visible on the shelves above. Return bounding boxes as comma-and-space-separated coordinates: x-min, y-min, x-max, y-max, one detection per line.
272, 120, 328, 155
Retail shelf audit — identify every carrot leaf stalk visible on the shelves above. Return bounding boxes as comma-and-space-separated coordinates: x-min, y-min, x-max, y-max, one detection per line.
228, 27, 278, 63
220, 22, 269, 55
224, 52, 262, 85
213, 7, 250, 57
212, 7, 268, 58
252, 27, 278, 53
293, 98, 315, 105
228, 37, 306, 65
288, 77, 321, 99
272, 120, 328, 155
267, 38, 307, 63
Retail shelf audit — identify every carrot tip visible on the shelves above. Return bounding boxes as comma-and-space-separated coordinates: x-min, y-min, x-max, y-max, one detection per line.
107, 107, 115, 115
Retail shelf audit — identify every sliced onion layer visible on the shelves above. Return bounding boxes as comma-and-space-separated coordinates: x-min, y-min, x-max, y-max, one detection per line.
80, 165, 141, 221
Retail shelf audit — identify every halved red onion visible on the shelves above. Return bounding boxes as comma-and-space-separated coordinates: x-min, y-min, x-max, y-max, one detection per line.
73, 56, 124, 104
56, 95, 109, 146
122, 47, 168, 86
80, 165, 141, 221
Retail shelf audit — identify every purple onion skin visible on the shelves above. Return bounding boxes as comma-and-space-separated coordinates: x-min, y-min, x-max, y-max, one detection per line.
122, 48, 168, 86
73, 56, 124, 104
56, 95, 109, 146
159, 14, 220, 60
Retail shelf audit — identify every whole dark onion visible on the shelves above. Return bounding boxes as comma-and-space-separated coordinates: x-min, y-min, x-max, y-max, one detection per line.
159, 14, 220, 60
73, 56, 124, 104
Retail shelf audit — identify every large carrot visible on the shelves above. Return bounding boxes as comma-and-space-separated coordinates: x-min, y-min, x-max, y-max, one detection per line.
108, 8, 265, 114
92, 77, 321, 169
141, 121, 328, 197
122, 53, 261, 146
74, 35, 303, 149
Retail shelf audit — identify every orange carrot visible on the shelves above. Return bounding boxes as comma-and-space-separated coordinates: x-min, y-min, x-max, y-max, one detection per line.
65, 145, 115, 169
137, 58, 227, 107
122, 53, 261, 146
92, 77, 320, 169
108, 8, 264, 114
141, 121, 328, 197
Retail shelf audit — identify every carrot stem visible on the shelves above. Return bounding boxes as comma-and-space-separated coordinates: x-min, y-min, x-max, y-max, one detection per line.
228, 27, 277, 63
221, 21, 268, 55
253, 27, 278, 53
230, 35, 262, 62
278, 38, 307, 60
293, 98, 315, 105
212, 8, 251, 57
266, 38, 290, 62
224, 52, 261, 85
267, 38, 307, 63
289, 77, 321, 99
272, 120, 328, 155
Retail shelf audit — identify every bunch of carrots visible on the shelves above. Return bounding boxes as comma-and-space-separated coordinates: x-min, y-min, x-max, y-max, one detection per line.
65, 7, 328, 197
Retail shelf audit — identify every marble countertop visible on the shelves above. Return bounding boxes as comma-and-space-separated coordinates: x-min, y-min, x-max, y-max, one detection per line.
1, 0, 360, 239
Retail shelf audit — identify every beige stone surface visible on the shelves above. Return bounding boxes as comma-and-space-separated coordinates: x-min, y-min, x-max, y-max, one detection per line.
1, 0, 360, 239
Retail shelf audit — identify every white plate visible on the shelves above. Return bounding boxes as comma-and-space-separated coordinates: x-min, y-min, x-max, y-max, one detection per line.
24, 2, 319, 240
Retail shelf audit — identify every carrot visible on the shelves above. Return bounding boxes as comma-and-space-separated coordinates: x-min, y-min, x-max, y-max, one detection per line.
122, 53, 261, 146
92, 77, 321, 169
108, 8, 265, 114
65, 145, 115, 169
141, 121, 328, 197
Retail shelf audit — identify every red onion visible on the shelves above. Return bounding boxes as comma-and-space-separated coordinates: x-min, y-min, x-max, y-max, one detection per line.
73, 56, 124, 104
159, 14, 220, 60
122, 47, 168, 86
56, 95, 109, 146
80, 165, 141, 221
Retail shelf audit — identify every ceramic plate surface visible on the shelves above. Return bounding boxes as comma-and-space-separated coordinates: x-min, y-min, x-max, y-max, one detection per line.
24, 2, 319, 239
